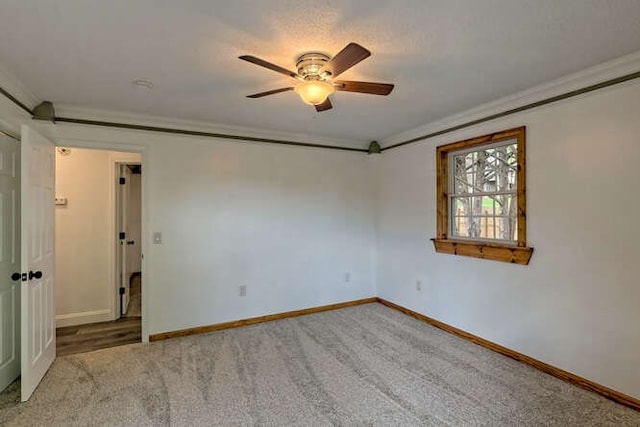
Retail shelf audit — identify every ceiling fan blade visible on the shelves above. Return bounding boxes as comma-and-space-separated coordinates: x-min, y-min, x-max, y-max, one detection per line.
321, 43, 371, 78
315, 98, 333, 112
334, 81, 394, 95
246, 87, 294, 98
239, 55, 301, 79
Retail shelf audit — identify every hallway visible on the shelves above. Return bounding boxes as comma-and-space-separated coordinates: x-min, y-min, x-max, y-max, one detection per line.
56, 317, 141, 357
56, 275, 142, 356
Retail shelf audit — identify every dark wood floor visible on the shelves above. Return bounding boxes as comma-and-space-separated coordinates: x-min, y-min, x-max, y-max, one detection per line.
56, 317, 141, 357
56, 275, 142, 356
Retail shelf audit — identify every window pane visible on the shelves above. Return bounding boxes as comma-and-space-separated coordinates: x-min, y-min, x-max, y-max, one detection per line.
453, 152, 475, 194
450, 194, 517, 242
496, 194, 517, 241
452, 141, 517, 196
493, 143, 517, 192
448, 138, 520, 243
451, 196, 479, 238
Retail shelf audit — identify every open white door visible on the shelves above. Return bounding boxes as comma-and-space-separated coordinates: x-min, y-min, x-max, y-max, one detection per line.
20, 126, 55, 402
0, 134, 20, 393
116, 164, 130, 316
126, 171, 141, 278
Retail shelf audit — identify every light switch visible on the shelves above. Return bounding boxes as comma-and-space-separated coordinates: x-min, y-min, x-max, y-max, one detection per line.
152, 232, 162, 244
54, 197, 68, 206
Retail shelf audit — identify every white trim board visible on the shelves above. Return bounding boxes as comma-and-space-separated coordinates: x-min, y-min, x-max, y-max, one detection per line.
55, 309, 112, 328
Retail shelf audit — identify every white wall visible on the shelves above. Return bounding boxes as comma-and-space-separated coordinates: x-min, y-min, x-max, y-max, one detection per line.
38, 122, 377, 338
144, 138, 376, 334
376, 79, 640, 399
55, 147, 141, 326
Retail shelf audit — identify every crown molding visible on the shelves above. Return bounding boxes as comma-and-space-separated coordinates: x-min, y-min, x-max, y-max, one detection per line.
381, 50, 640, 148
54, 104, 366, 150
5, 50, 640, 152
0, 61, 39, 112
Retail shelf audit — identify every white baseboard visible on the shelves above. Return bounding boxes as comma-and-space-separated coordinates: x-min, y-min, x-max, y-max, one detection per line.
56, 309, 114, 328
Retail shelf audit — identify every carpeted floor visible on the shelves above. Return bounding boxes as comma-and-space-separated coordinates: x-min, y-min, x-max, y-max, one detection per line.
1, 303, 638, 426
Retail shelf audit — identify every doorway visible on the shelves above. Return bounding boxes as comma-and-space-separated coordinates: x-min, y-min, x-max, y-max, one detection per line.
0, 128, 147, 401
54, 148, 142, 356
116, 162, 142, 319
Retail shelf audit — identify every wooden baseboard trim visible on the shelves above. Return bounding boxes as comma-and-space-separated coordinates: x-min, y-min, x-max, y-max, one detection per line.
149, 297, 377, 342
376, 297, 640, 411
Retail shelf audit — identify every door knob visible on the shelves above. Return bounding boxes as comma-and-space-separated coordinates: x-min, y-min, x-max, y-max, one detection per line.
127, 240, 135, 245
29, 271, 43, 280
11, 272, 21, 281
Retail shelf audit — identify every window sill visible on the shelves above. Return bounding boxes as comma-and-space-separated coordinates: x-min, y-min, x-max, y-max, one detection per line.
431, 238, 533, 265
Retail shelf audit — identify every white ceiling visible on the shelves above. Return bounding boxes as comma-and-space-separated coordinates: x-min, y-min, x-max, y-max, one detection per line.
1, 0, 640, 146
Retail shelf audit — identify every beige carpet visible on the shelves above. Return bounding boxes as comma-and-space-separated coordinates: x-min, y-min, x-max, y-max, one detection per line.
1, 303, 638, 426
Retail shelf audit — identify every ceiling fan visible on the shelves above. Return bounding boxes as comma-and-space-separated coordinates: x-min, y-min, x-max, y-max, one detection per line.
239, 43, 394, 112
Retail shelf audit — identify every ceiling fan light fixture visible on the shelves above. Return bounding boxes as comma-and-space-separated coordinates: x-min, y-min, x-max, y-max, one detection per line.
240, 43, 392, 112
294, 80, 335, 105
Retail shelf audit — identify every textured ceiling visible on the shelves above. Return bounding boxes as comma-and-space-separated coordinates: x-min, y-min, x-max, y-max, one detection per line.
1, 0, 640, 146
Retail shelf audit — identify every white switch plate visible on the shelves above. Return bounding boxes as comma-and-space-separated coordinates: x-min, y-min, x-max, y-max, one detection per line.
54, 197, 67, 206
152, 232, 162, 244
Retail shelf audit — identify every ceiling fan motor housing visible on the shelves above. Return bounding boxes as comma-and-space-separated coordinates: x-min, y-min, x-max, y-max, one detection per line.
296, 52, 331, 80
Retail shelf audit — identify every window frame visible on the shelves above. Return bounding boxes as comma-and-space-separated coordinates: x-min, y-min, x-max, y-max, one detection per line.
431, 126, 533, 265
448, 138, 519, 244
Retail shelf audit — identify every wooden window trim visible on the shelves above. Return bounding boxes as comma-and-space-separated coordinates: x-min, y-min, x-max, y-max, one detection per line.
432, 126, 533, 265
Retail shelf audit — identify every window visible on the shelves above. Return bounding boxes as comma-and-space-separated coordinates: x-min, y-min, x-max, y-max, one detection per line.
432, 126, 533, 264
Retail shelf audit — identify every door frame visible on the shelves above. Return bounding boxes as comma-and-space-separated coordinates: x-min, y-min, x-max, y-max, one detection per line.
51, 137, 148, 342
107, 153, 143, 326
113, 160, 141, 319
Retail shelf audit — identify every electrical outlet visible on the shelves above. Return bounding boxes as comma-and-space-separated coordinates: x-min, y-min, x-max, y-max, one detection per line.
416, 280, 422, 291
344, 272, 351, 283
239, 285, 247, 297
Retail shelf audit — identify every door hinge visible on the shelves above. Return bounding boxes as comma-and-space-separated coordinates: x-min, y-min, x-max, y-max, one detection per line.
119, 232, 125, 240
119, 177, 126, 185
119, 287, 125, 295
